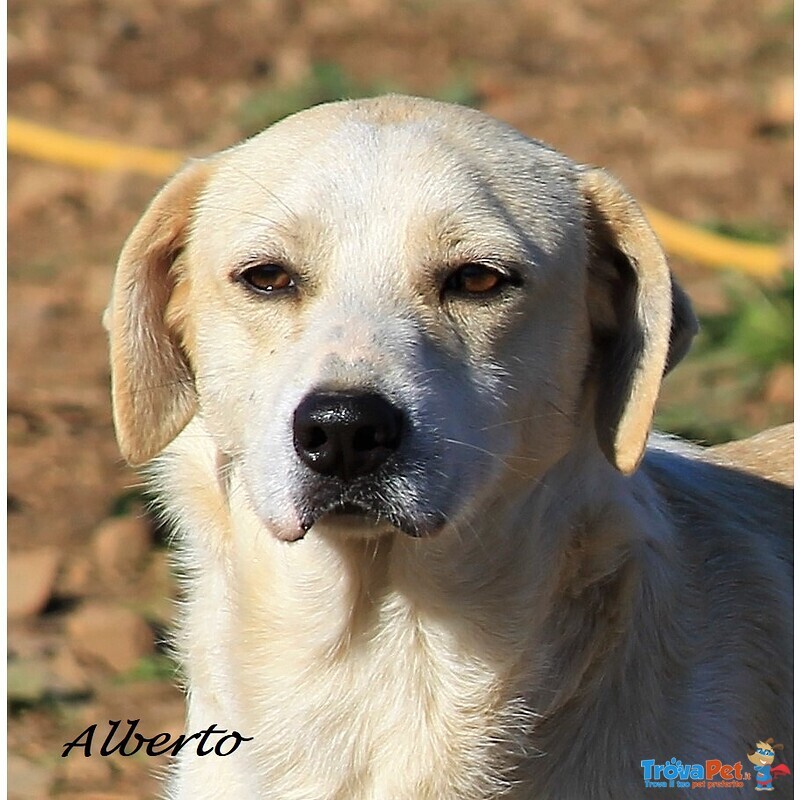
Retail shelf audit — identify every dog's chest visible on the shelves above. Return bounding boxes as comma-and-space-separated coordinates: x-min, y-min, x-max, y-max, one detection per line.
229, 599, 527, 800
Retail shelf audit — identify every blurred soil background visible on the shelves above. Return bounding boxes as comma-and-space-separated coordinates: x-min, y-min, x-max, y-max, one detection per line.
7, 0, 793, 797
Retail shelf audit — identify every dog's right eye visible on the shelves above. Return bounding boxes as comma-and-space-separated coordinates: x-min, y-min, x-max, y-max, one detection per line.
238, 264, 295, 294
442, 262, 521, 299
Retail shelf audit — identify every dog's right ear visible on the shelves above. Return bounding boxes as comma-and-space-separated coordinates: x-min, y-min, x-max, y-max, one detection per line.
106, 160, 212, 465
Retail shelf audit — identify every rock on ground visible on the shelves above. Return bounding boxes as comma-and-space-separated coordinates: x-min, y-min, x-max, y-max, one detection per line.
9, 547, 61, 618
66, 603, 154, 674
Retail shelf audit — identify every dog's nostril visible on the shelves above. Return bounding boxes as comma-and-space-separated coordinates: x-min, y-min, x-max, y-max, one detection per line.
353, 426, 379, 452
304, 426, 328, 451
352, 413, 402, 451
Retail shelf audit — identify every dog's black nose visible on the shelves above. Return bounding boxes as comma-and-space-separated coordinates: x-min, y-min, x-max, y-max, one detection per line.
293, 392, 404, 481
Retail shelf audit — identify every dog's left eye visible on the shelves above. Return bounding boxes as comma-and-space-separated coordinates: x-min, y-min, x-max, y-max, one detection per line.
239, 264, 295, 294
443, 263, 519, 297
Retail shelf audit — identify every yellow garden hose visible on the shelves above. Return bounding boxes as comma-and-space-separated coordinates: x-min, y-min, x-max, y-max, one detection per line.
640, 203, 785, 278
8, 115, 788, 278
8, 117, 184, 177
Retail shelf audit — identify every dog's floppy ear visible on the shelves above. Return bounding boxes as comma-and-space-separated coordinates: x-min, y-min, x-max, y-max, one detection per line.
106, 160, 212, 465
581, 167, 698, 475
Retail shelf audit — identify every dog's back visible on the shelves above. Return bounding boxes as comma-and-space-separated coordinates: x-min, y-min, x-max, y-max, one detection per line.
709, 423, 793, 487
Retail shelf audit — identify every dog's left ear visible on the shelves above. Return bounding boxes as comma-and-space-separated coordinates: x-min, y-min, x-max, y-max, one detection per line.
581, 167, 698, 475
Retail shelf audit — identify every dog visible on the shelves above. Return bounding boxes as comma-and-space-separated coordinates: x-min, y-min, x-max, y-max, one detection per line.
106, 96, 792, 799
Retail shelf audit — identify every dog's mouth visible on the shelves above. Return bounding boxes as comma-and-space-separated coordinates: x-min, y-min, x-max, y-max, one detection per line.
298, 496, 444, 540
328, 501, 374, 517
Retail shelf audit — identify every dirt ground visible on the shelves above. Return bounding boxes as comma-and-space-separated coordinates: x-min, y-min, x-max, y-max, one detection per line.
8, 1, 793, 797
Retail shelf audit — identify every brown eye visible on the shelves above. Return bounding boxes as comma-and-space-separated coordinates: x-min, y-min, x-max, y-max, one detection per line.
444, 263, 518, 297
239, 263, 294, 294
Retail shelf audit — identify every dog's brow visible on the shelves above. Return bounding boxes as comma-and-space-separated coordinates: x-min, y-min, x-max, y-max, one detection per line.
414, 208, 535, 267
204, 204, 329, 270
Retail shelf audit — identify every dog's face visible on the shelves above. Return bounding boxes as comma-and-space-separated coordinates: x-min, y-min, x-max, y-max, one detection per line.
107, 96, 697, 542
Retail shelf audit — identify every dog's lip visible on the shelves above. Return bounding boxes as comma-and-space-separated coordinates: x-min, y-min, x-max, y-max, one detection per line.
328, 501, 374, 518
302, 500, 384, 531
298, 499, 443, 539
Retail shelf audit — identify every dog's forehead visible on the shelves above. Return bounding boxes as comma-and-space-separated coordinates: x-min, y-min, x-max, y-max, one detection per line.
195, 97, 583, 265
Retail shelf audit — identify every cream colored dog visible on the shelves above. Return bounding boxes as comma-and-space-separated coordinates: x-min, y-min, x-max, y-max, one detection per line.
107, 96, 793, 799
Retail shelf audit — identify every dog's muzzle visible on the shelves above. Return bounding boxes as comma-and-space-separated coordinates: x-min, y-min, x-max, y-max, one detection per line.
291, 391, 443, 537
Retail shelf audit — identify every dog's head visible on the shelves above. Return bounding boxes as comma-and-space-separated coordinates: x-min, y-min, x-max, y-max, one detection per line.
107, 96, 696, 541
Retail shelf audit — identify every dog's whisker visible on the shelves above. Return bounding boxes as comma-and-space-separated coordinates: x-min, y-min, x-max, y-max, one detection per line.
200, 203, 292, 229
442, 437, 539, 471
477, 410, 572, 431
219, 161, 301, 223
